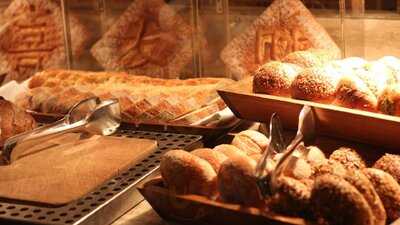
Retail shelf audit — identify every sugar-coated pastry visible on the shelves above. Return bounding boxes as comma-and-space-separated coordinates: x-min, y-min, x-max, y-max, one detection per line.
291, 66, 342, 103
253, 61, 302, 96
160, 150, 217, 197
231, 130, 269, 155
217, 155, 263, 206
213, 144, 247, 159
191, 148, 228, 173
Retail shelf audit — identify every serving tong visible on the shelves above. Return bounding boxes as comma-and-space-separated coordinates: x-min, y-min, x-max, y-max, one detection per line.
1, 97, 121, 165
256, 105, 316, 196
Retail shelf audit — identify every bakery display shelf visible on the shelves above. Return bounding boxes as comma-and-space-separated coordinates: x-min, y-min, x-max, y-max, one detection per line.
217, 79, 400, 152
30, 111, 241, 141
139, 133, 400, 225
0, 129, 202, 225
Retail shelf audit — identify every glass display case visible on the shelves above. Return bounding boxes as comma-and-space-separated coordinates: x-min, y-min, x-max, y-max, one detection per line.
1, 1, 400, 225
0, 0, 399, 81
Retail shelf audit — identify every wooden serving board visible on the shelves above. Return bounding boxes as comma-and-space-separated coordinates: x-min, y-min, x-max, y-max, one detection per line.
0, 134, 157, 206
218, 78, 400, 152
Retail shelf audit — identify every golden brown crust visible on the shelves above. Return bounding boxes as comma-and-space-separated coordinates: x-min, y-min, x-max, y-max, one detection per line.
253, 61, 302, 96
373, 154, 400, 184
0, 97, 36, 146
378, 84, 400, 116
335, 74, 378, 112
217, 155, 262, 206
329, 147, 367, 170
311, 174, 375, 225
363, 168, 400, 222
290, 66, 341, 103
160, 150, 217, 197
231, 130, 268, 155
191, 148, 228, 173
268, 176, 312, 216
343, 169, 386, 225
20, 70, 233, 125
213, 144, 247, 159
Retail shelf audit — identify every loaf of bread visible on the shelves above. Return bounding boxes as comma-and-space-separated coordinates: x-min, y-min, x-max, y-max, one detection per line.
160, 150, 217, 197
291, 66, 342, 103
220, 0, 340, 79
0, 0, 90, 83
91, 0, 202, 78
0, 97, 37, 146
231, 130, 269, 155
17, 69, 234, 125
253, 61, 302, 96
253, 53, 400, 115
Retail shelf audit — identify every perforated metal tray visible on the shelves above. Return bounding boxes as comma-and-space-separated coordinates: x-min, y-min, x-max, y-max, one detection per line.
0, 129, 202, 225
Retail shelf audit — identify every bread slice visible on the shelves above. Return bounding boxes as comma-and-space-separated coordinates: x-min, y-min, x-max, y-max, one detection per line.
91, 0, 198, 78
0, 0, 90, 83
220, 0, 340, 79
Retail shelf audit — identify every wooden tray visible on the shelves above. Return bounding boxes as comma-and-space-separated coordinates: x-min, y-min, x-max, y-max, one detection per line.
138, 120, 400, 225
138, 178, 308, 225
29, 111, 241, 141
218, 78, 400, 151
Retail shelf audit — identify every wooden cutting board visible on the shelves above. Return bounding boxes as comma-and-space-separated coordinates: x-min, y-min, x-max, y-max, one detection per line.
0, 133, 158, 206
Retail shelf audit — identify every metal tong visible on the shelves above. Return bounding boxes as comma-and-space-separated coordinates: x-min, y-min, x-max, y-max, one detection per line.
270, 105, 315, 193
1, 97, 121, 164
255, 113, 285, 196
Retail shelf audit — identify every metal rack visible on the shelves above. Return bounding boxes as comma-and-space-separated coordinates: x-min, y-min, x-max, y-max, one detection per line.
0, 129, 202, 225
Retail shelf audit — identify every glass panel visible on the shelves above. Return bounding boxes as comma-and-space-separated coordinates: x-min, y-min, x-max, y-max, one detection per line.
0, 0, 68, 84
220, 0, 343, 79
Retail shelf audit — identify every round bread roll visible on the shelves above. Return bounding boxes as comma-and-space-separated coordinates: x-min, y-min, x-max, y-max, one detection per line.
268, 176, 312, 216
311, 174, 375, 225
213, 144, 247, 159
160, 150, 217, 197
329, 147, 366, 170
343, 169, 387, 225
335, 73, 378, 112
291, 66, 342, 103
313, 159, 348, 178
282, 156, 313, 180
231, 130, 269, 155
252, 61, 302, 96
373, 153, 400, 183
294, 145, 326, 168
282, 50, 336, 68
217, 155, 263, 206
363, 168, 400, 222
378, 84, 400, 116
191, 148, 228, 173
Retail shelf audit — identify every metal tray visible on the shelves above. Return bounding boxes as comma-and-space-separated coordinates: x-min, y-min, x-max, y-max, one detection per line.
30, 111, 240, 142
0, 129, 202, 225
